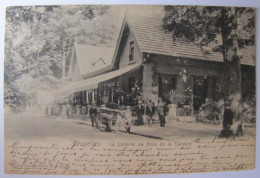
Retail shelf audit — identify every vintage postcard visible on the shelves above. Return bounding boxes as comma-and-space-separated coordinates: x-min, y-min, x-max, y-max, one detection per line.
4, 4, 256, 175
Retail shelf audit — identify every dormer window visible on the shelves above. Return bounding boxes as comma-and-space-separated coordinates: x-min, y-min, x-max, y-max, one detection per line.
129, 41, 134, 63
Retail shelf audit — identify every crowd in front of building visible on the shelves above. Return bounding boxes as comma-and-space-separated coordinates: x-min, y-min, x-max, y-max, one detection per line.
48, 85, 170, 132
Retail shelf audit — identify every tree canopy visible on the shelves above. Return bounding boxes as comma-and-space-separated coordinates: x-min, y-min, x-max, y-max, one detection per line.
164, 6, 255, 48
4, 5, 123, 108
163, 6, 255, 136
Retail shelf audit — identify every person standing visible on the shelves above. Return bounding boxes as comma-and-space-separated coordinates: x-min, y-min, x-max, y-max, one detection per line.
45, 104, 49, 118
146, 100, 154, 126
89, 102, 98, 128
136, 100, 144, 125
219, 102, 234, 137
158, 98, 166, 127
66, 103, 70, 119
124, 106, 132, 132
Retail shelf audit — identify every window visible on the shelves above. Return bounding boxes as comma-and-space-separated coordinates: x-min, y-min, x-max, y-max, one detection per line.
129, 41, 134, 62
87, 91, 93, 104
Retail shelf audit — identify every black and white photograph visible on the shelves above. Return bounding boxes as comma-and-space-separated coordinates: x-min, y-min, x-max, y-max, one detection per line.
2, 3, 258, 176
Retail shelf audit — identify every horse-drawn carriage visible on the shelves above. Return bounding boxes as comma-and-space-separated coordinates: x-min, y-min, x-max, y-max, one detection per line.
97, 107, 131, 132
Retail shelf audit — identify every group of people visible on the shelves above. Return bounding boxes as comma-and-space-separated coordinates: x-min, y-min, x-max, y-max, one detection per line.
55, 98, 168, 130
88, 98, 168, 128
135, 98, 168, 127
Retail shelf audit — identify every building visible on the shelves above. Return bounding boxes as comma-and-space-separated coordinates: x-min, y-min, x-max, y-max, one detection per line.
54, 13, 255, 116
110, 14, 255, 113
68, 43, 115, 81
57, 44, 114, 106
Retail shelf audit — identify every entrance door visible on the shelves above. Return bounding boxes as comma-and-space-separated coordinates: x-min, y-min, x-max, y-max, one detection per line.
193, 77, 208, 111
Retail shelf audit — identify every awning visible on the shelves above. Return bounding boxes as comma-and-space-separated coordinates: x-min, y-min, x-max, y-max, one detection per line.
54, 63, 142, 95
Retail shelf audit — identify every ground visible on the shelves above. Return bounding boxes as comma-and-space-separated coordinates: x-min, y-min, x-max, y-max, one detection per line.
4, 111, 256, 142
5, 112, 147, 142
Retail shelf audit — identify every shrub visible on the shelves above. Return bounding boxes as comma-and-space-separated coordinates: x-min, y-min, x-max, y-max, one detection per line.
242, 95, 256, 127
196, 98, 224, 124
196, 96, 256, 127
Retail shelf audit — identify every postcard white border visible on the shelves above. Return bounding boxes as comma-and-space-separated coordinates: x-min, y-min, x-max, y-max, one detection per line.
0, 0, 259, 178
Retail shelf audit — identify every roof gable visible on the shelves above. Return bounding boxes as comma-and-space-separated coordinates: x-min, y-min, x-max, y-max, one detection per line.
73, 43, 114, 78
122, 13, 255, 66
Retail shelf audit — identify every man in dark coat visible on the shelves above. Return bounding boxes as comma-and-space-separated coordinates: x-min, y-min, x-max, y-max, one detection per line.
158, 98, 167, 127
219, 102, 234, 137
136, 100, 144, 125
146, 100, 154, 126
89, 102, 98, 128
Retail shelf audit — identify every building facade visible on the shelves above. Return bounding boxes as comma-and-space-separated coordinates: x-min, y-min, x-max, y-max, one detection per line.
55, 13, 255, 117
109, 14, 255, 114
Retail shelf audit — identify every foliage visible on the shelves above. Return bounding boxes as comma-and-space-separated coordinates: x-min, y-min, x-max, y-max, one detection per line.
241, 66, 255, 99
4, 5, 122, 110
177, 106, 193, 116
242, 96, 256, 127
168, 89, 191, 107
163, 6, 255, 133
168, 89, 193, 116
164, 6, 255, 48
129, 82, 142, 105
168, 89, 177, 103
196, 99, 224, 124
168, 89, 186, 104
196, 96, 256, 126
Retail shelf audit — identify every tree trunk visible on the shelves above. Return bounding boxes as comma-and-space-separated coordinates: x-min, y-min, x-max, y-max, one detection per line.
219, 7, 243, 137
62, 53, 66, 82
61, 39, 72, 82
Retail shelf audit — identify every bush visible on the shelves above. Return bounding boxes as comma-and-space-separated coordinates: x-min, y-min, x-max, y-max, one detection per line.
177, 105, 193, 116
195, 98, 224, 124
242, 96, 256, 127
196, 96, 256, 127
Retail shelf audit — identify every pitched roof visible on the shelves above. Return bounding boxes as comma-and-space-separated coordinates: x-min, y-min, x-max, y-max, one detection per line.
125, 14, 255, 66
74, 43, 114, 77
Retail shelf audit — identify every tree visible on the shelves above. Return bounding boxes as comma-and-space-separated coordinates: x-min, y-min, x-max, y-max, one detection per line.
5, 5, 122, 110
40, 5, 117, 81
163, 6, 255, 137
